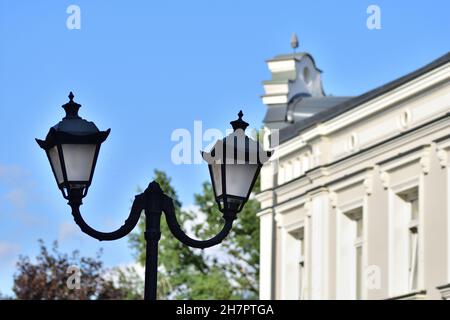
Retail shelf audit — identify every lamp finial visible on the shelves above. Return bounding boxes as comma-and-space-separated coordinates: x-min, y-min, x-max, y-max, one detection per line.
62, 92, 81, 119
230, 110, 249, 131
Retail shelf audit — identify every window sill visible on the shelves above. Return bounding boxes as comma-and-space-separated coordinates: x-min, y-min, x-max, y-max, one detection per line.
387, 290, 427, 300
436, 283, 450, 300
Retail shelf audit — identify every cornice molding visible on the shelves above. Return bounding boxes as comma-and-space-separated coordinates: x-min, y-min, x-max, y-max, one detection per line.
274, 63, 449, 156
274, 196, 308, 214
255, 190, 273, 202
256, 208, 273, 218
437, 283, 450, 300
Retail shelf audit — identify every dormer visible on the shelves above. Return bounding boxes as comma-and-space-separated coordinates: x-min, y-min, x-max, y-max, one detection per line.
262, 52, 324, 106
261, 36, 353, 131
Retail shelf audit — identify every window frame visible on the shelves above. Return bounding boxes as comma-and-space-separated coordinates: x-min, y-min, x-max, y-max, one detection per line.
336, 199, 365, 300
388, 177, 422, 297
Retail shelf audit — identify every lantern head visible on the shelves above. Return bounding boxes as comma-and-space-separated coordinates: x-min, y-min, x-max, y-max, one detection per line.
36, 92, 110, 199
202, 111, 272, 215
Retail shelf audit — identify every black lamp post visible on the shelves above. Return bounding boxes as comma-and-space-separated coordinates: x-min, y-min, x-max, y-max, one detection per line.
36, 92, 272, 300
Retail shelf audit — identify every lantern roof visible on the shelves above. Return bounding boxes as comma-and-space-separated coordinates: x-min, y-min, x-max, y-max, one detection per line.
36, 92, 110, 150
202, 111, 272, 165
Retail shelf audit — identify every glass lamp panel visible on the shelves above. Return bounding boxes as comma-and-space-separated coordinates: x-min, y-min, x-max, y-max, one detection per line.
48, 146, 64, 184
225, 163, 258, 198
61, 144, 97, 183
211, 163, 223, 198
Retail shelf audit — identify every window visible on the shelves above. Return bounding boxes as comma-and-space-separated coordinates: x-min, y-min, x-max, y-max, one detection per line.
355, 215, 363, 299
282, 226, 305, 299
390, 187, 420, 295
298, 228, 306, 299
408, 195, 419, 291
337, 206, 363, 299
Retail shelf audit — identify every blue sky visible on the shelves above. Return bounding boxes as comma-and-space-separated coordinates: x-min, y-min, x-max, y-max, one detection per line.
0, 0, 448, 296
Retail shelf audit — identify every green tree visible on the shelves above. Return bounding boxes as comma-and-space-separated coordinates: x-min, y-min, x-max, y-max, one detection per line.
193, 179, 260, 298
128, 170, 260, 299
97, 265, 144, 300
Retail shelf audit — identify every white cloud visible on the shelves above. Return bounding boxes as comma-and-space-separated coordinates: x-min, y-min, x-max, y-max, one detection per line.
5, 188, 27, 210
0, 242, 19, 257
58, 222, 81, 242
0, 164, 40, 225
181, 204, 203, 235
102, 261, 145, 287
0, 164, 29, 183
115, 262, 145, 278
0, 242, 20, 269
181, 204, 228, 263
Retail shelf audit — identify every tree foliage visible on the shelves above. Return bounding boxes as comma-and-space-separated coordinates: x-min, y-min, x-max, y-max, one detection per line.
12, 240, 141, 300
193, 179, 260, 298
128, 170, 260, 299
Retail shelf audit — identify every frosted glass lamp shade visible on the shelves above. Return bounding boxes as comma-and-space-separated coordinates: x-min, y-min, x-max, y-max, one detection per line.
46, 143, 98, 190
48, 146, 64, 184
209, 163, 260, 212
61, 144, 97, 185
224, 163, 259, 199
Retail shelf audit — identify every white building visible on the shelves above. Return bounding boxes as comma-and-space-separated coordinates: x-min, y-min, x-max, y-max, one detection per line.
256, 48, 450, 300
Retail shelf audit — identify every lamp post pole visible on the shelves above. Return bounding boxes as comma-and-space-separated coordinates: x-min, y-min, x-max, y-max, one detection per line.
36, 92, 271, 300
143, 184, 163, 301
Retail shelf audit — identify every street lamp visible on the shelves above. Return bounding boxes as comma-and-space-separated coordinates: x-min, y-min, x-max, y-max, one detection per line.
202, 111, 269, 215
36, 92, 110, 200
36, 92, 272, 300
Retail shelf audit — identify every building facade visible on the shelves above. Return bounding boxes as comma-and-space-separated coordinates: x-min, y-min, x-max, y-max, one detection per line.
256, 49, 450, 300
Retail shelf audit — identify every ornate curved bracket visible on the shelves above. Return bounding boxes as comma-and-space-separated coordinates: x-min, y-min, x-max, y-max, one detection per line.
162, 194, 236, 249
69, 192, 144, 241
66, 180, 237, 300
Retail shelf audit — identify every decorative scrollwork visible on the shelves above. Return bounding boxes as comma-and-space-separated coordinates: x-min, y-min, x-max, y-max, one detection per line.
162, 194, 235, 249
437, 148, 448, 168
380, 171, 390, 189
70, 192, 144, 241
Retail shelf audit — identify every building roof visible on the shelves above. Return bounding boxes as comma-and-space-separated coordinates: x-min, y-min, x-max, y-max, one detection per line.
287, 96, 353, 123
276, 51, 450, 144
263, 96, 352, 124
